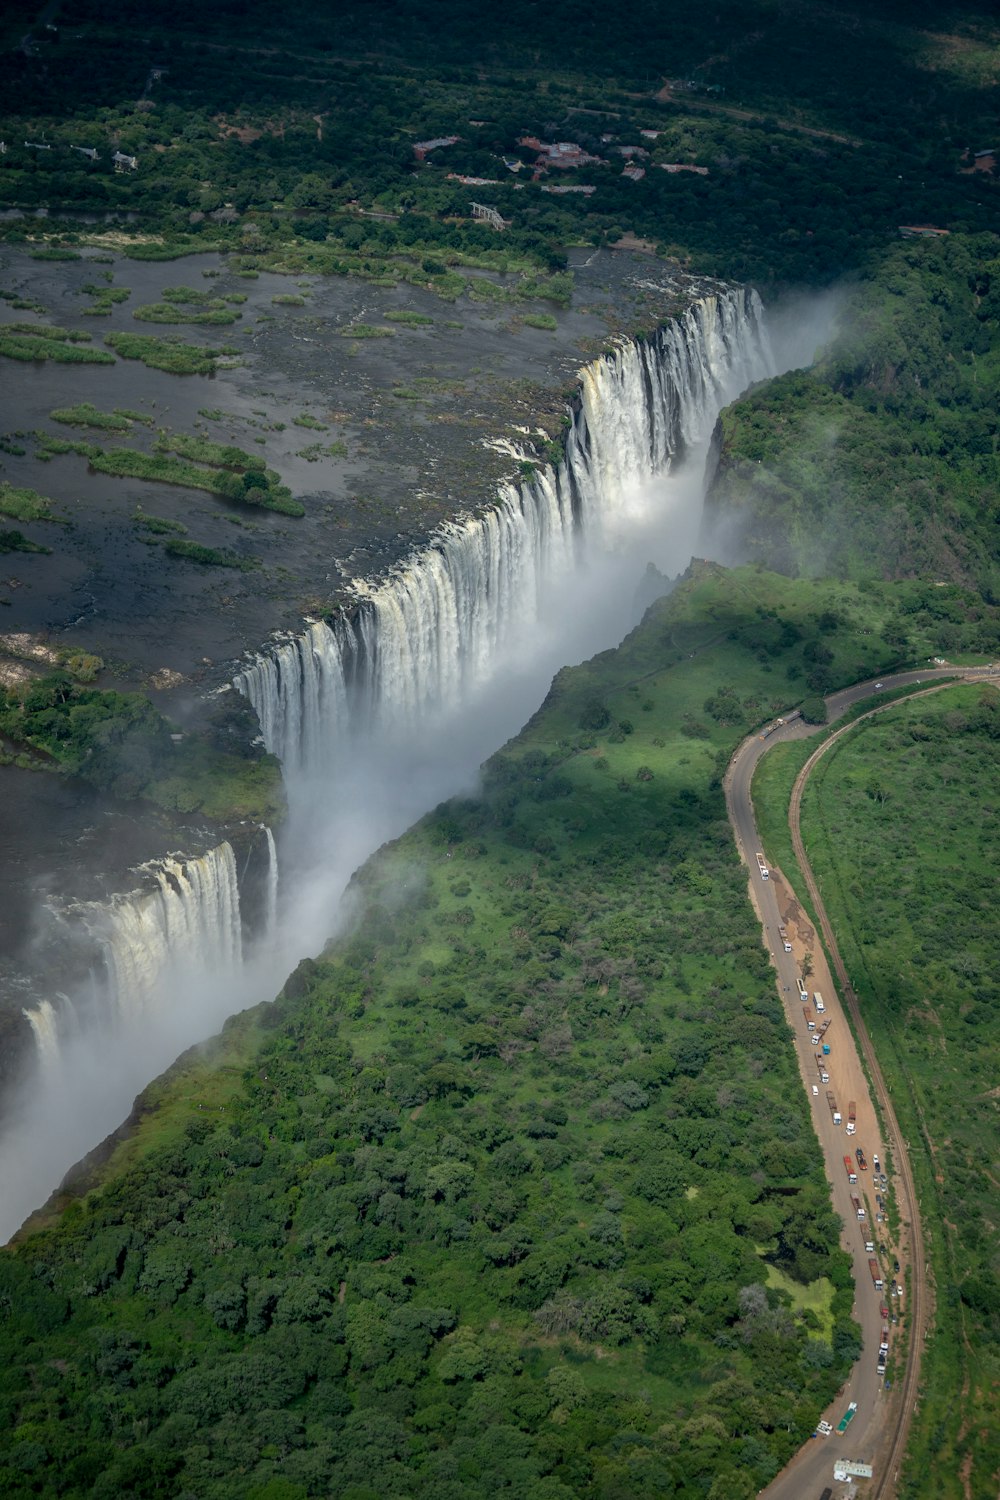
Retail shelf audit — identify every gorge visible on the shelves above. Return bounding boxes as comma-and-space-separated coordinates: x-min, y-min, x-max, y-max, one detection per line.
1, 278, 799, 1242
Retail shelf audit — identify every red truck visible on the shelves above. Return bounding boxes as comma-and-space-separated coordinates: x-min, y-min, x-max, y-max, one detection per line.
869, 1257, 883, 1290
844, 1155, 858, 1184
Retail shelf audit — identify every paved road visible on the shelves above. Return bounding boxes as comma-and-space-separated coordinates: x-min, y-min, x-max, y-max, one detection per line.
725, 662, 1000, 1500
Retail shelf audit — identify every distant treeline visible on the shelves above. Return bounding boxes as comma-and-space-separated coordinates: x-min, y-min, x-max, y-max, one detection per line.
0, 0, 996, 286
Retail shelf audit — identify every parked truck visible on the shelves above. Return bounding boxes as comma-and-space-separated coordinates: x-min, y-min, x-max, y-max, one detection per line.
777, 923, 792, 952
851, 1194, 865, 1219
869, 1257, 883, 1290
835, 1401, 857, 1434
814, 990, 825, 1013
844, 1155, 858, 1184
826, 1092, 842, 1124
816, 1056, 829, 1083
847, 1100, 857, 1135
804, 1008, 815, 1030
755, 852, 769, 880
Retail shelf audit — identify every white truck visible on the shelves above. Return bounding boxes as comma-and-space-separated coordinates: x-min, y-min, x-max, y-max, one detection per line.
814, 990, 825, 1013
756, 852, 769, 880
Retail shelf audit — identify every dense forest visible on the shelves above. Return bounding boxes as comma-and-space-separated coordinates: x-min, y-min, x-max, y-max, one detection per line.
0, 0, 997, 287
705, 231, 1000, 592
0, 565, 912, 1500
800, 686, 1000, 1495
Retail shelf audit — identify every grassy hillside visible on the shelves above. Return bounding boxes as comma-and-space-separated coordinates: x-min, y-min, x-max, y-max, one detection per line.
705, 233, 1000, 590
799, 685, 1000, 1499
0, 562, 924, 1500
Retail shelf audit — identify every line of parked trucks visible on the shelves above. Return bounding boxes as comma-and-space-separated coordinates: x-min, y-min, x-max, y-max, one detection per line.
768, 880, 897, 1393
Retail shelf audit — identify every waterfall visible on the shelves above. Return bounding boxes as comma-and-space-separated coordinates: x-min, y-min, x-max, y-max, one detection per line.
85, 844, 243, 1021
263, 826, 279, 941
23, 999, 62, 1072
1, 281, 780, 1245
235, 286, 774, 779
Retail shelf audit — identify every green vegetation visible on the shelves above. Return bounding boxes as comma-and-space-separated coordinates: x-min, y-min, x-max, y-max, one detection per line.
521, 311, 558, 331
80, 282, 130, 315
157, 434, 267, 472
291, 413, 327, 430
133, 300, 242, 326
271, 293, 306, 306
0, 672, 283, 821
800, 685, 1000, 1498
340, 322, 393, 338
122, 241, 211, 261
296, 441, 347, 462
1, 321, 90, 343
385, 309, 435, 326
0, 529, 50, 555
133, 512, 188, 536
84, 445, 304, 517
164, 538, 260, 571
0, 326, 114, 364
28, 247, 80, 261
707, 234, 1000, 592
0, 3, 996, 291
0, 481, 63, 524
50, 402, 132, 433
103, 331, 234, 375
0, 566, 881, 1498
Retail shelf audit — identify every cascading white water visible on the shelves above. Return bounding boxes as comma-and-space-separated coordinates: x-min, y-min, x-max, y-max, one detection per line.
22, 999, 61, 1073
263, 826, 279, 941
2, 283, 782, 1244
235, 287, 774, 778
0, 841, 285, 1242
89, 844, 243, 1021
23, 843, 244, 1069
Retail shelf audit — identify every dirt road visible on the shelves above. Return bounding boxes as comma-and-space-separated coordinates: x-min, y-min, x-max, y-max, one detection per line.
725, 662, 1000, 1498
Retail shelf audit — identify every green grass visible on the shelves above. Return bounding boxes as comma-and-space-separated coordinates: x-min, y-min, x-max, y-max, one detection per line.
271, 293, 306, 306
156, 434, 267, 472
752, 738, 813, 885
0, 330, 114, 365
133, 513, 188, 536
83, 445, 303, 515
133, 301, 242, 326
2, 322, 91, 342
764, 1265, 835, 1341
384, 308, 434, 325
122, 242, 212, 261
163, 538, 260, 570
50, 402, 133, 433
0, 528, 50, 555
799, 684, 1000, 1498
103, 331, 233, 375
0, 675, 284, 823
521, 311, 558, 331
295, 441, 347, 461
291, 413, 327, 430
0, 481, 62, 524
29, 247, 81, 261
340, 322, 393, 338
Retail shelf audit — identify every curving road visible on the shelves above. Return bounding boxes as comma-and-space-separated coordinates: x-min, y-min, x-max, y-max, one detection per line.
724, 661, 1000, 1500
